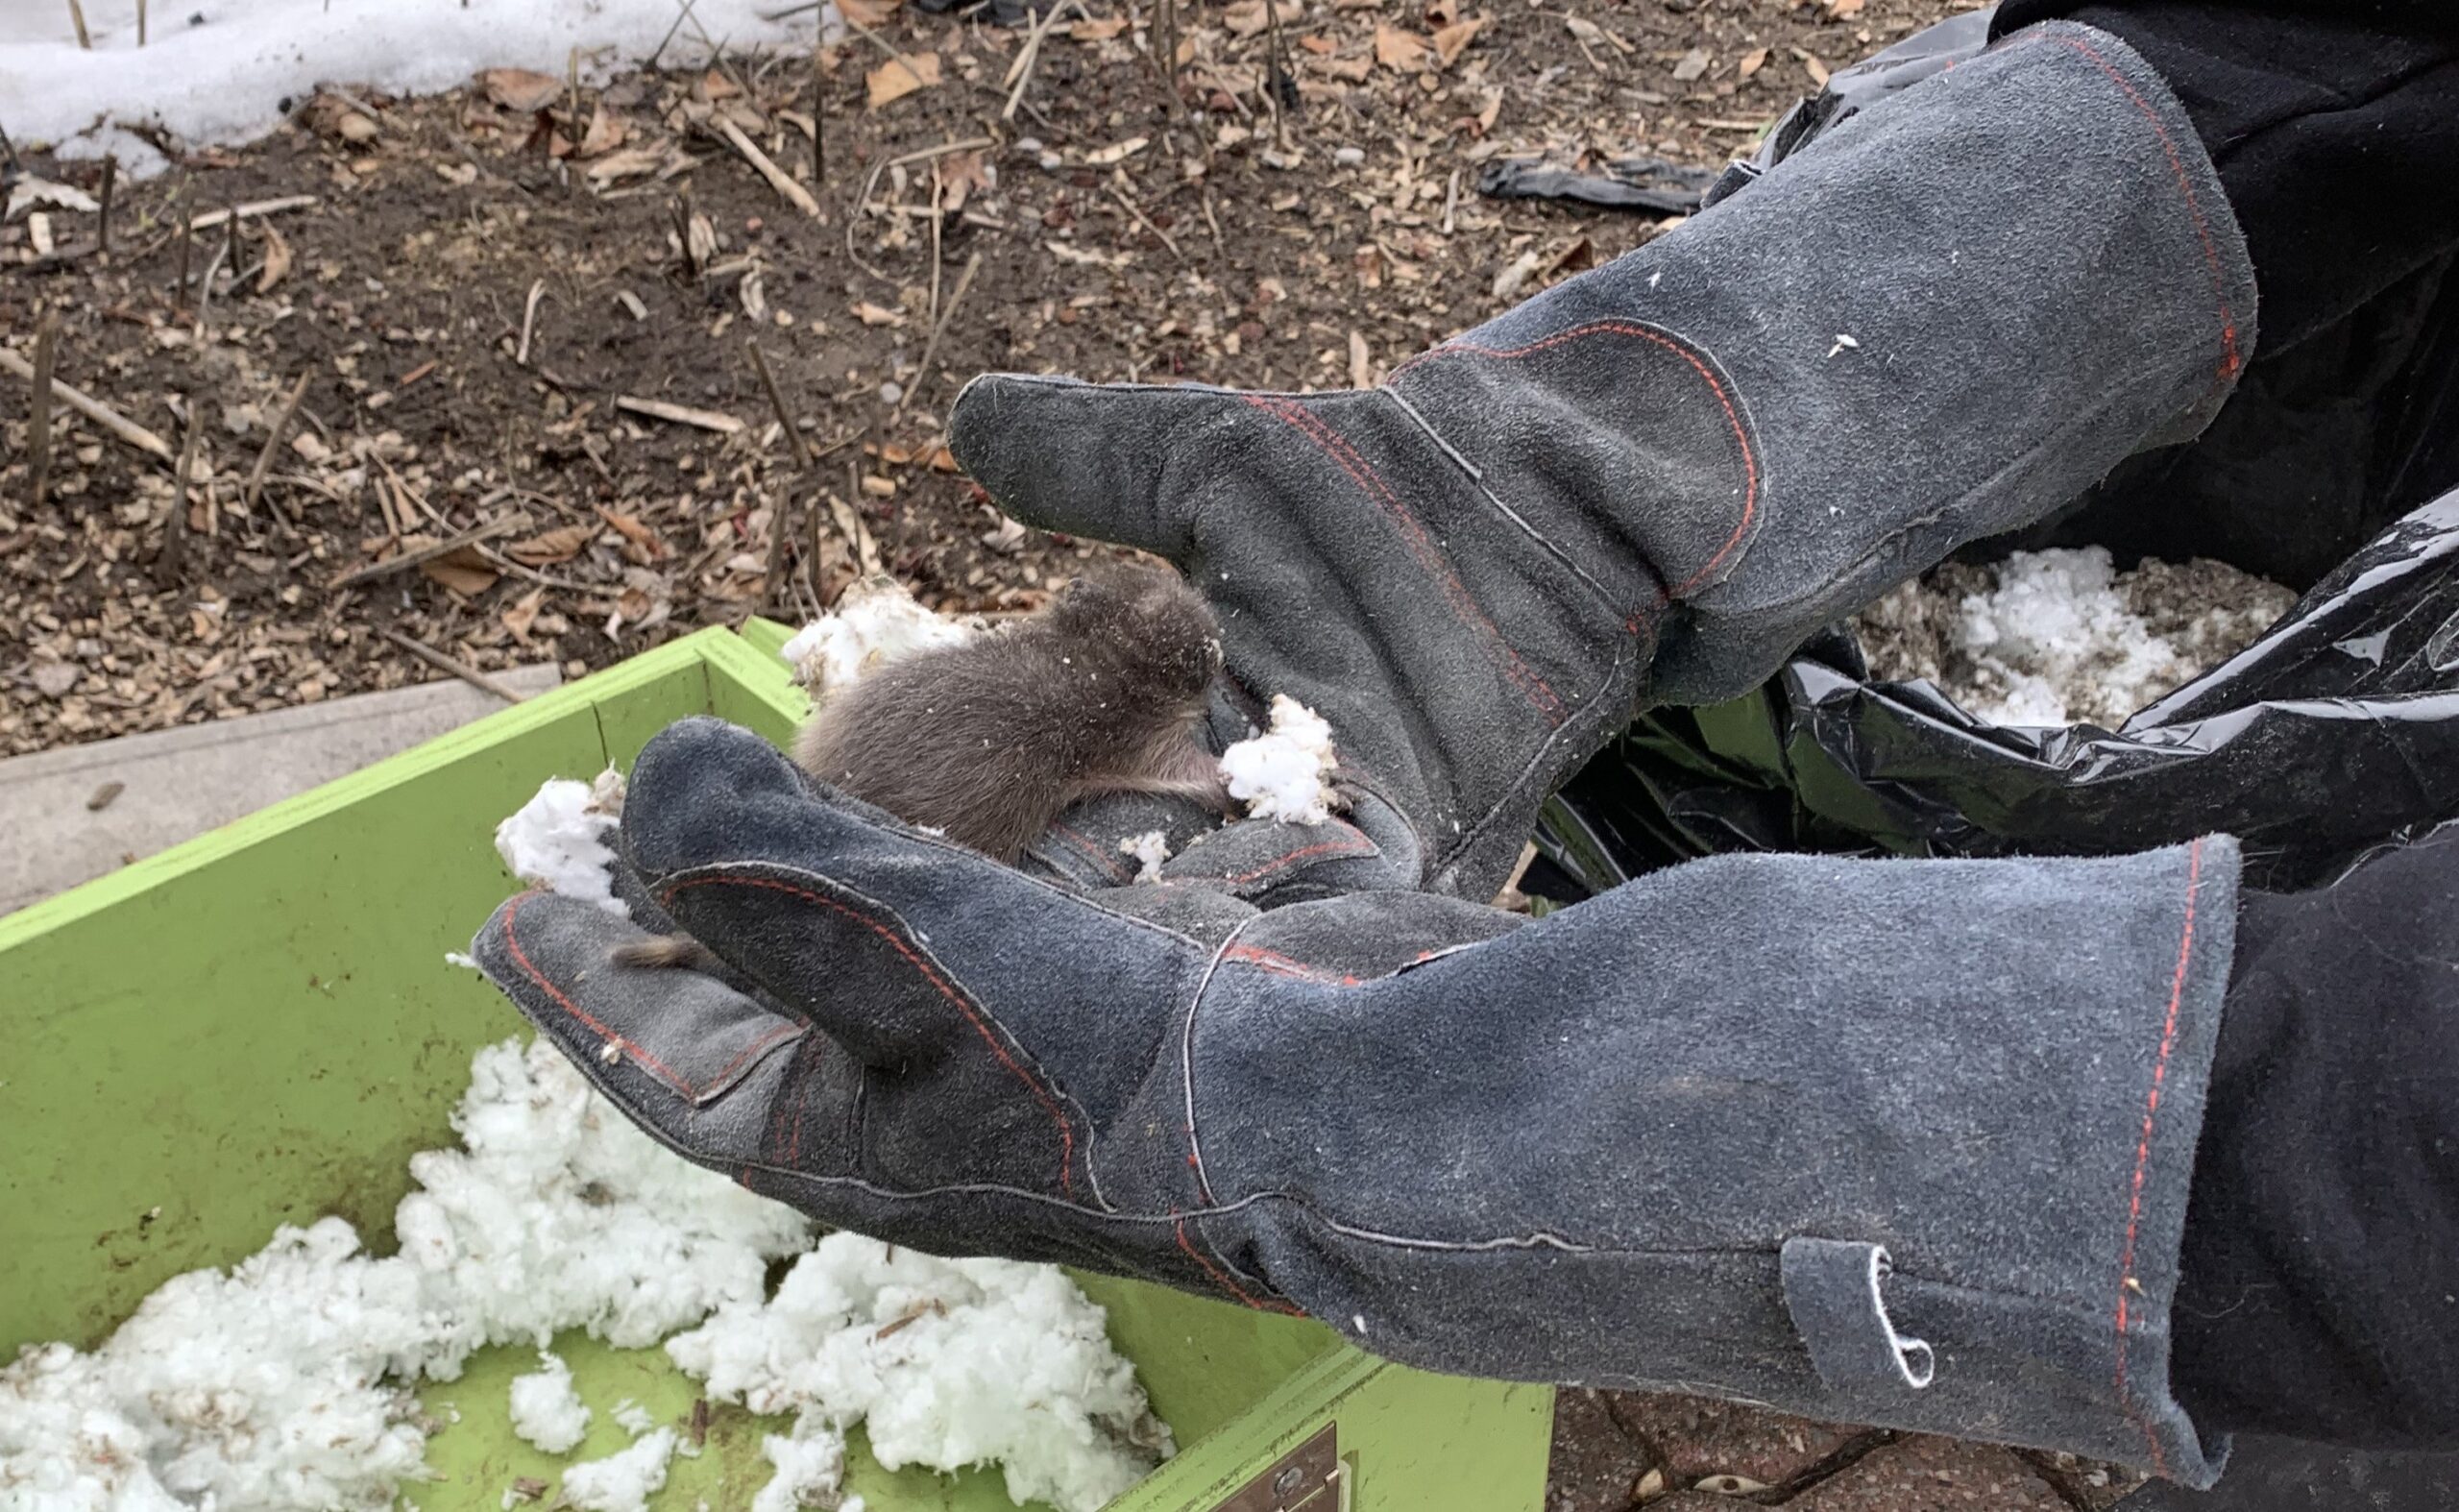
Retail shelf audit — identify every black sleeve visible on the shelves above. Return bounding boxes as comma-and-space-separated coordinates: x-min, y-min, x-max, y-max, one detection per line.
1992, 1, 2459, 354
2170, 825, 2459, 1450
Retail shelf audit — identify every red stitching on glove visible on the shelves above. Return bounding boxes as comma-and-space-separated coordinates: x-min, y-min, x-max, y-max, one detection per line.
1045, 821, 1133, 883
1395, 321, 1759, 598
661, 872, 1081, 1200
1175, 1212, 1307, 1314
1223, 942, 1364, 988
492, 899, 718, 1101
2110, 836, 2207, 1478
1242, 394, 1569, 724
2000, 31, 2243, 388
1219, 832, 1379, 886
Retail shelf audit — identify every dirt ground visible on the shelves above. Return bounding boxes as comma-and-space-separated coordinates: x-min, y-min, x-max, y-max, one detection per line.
4, 0, 2159, 1504
3, 0, 1959, 754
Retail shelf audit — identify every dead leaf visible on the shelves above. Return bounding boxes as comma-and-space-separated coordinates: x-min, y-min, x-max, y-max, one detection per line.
1431, 16, 1483, 67
1692, 1475, 1770, 1496
1070, 14, 1130, 40
1804, 53, 1830, 87
925, 445, 960, 473
576, 106, 626, 157
1298, 33, 1337, 55
1493, 235, 1592, 302
596, 507, 666, 562
481, 67, 563, 112
1321, 55, 1374, 82
697, 68, 743, 101
840, 0, 901, 25
1670, 45, 1711, 82
850, 301, 908, 328
1476, 87, 1502, 133
255, 222, 293, 294
1348, 330, 1373, 390
1354, 243, 1383, 288
1223, 0, 1301, 37
1375, 24, 1432, 71
1084, 135, 1150, 165
502, 587, 546, 644
419, 547, 501, 597
866, 52, 942, 110
506, 522, 596, 566
1737, 45, 1767, 78
585, 144, 667, 184
299, 92, 370, 141
1424, 0, 1459, 25
1826, 0, 1865, 15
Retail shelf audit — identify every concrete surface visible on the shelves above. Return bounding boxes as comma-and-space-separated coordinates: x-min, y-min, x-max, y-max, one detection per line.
0, 664, 561, 916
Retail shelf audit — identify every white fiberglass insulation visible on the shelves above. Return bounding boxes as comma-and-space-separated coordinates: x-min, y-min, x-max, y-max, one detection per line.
1218, 695, 1340, 825
1853, 547, 2295, 729
0, 1036, 1168, 1512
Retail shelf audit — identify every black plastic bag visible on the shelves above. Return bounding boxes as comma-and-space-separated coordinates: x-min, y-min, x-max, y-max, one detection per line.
1533, 487, 2459, 899
1473, 156, 1718, 217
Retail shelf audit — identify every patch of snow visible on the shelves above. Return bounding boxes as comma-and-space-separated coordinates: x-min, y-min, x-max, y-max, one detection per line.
507, 1353, 591, 1454
559, 1427, 676, 1512
667, 1232, 1174, 1512
781, 575, 977, 704
493, 774, 628, 917
0, 0, 819, 174
1854, 547, 2294, 728
1118, 830, 1171, 882
1220, 695, 1340, 824
609, 1400, 657, 1437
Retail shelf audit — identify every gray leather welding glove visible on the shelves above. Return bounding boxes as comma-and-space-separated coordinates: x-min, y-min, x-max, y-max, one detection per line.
473, 717, 2246, 1486
952, 19, 2255, 903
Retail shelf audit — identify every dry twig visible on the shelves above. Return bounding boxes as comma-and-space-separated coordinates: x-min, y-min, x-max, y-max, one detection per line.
1003, 0, 1088, 122
616, 396, 746, 433
329, 514, 530, 589
27, 315, 59, 509
63, 0, 90, 49
1108, 180, 1183, 261
187, 196, 320, 232
382, 629, 527, 703
517, 279, 548, 366
896, 250, 982, 419
96, 156, 116, 254
0, 348, 175, 461
713, 116, 821, 218
244, 370, 313, 516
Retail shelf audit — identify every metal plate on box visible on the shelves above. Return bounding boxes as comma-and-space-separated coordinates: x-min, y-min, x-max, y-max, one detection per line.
1208, 1421, 1341, 1512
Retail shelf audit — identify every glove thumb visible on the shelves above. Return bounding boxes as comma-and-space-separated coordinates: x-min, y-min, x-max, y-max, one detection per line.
947, 372, 1235, 560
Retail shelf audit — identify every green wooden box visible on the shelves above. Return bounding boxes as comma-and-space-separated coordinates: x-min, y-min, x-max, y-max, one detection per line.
0, 625, 1552, 1512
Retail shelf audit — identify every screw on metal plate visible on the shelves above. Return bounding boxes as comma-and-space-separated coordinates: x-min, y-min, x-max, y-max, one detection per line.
1205, 1422, 1341, 1512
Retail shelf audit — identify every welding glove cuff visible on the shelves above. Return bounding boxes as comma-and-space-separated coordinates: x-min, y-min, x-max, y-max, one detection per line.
474, 717, 2245, 1487
950, 20, 2255, 902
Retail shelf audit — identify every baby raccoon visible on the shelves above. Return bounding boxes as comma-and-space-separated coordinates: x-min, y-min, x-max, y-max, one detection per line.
614, 564, 1226, 971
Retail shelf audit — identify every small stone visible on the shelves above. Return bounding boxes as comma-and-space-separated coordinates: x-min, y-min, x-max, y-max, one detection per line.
1015, 135, 1044, 154
878, 380, 904, 405
32, 661, 79, 697
1038, 152, 1062, 171
1333, 146, 1365, 166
